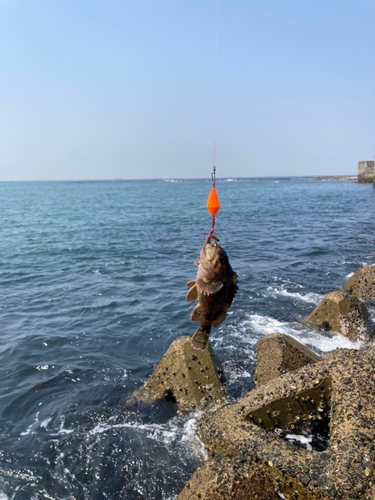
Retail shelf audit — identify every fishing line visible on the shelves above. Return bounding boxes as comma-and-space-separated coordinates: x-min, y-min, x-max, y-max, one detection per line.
206, 0, 220, 238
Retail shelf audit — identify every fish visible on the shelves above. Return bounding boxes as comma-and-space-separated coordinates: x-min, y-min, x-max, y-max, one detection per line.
186, 235, 238, 350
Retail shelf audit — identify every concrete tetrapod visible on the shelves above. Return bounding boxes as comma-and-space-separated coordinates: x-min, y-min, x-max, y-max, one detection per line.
255, 333, 321, 386
127, 336, 225, 411
306, 291, 372, 342
343, 265, 375, 301
178, 349, 375, 499
178, 456, 286, 500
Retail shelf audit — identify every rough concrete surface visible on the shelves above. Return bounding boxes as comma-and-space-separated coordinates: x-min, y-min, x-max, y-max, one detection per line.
177, 456, 304, 500
180, 349, 375, 499
127, 336, 225, 411
306, 291, 371, 342
255, 333, 321, 386
343, 265, 375, 301
358, 160, 374, 183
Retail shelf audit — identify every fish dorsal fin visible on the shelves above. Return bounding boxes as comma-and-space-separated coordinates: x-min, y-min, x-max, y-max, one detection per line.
196, 278, 223, 295
194, 259, 200, 267
186, 280, 196, 288
186, 284, 198, 302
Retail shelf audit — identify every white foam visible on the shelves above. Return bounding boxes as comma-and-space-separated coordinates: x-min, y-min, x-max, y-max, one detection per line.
19, 429, 31, 437
180, 414, 208, 459
40, 417, 52, 429
267, 287, 323, 304
9, 486, 20, 500
180, 418, 196, 442
346, 272, 354, 278
286, 433, 313, 451
20, 412, 39, 436
305, 334, 362, 353
244, 314, 290, 337
49, 416, 75, 436
215, 323, 259, 345
90, 420, 175, 444
0, 493, 9, 500
55, 452, 65, 475
89, 413, 207, 460
244, 314, 362, 353
224, 367, 253, 381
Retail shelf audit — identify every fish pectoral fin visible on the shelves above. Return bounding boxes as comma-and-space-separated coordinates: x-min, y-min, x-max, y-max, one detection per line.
194, 259, 200, 267
190, 304, 203, 322
232, 273, 239, 285
196, 278, 223, 295
212, 309, 228, 327
186, 280, 196, 288
186, 284, 198, 302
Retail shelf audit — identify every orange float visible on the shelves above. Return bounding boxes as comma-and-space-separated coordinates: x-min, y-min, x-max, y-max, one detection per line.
206, 187, 220, 217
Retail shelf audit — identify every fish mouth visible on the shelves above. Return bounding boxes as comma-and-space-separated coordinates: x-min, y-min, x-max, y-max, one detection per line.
204, 235, 221, 262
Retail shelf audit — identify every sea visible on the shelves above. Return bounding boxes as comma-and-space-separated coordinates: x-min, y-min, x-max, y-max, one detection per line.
0, 177, 374, 500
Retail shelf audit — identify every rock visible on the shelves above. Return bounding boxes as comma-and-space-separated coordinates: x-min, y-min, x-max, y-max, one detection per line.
365, 341, 375, 361
255, 333, 321, 386
343, 265, 375, 301
194, 349, 375, 499
306, 291, 371, 342
177, 456, 284, 500
127, 336, 225, 411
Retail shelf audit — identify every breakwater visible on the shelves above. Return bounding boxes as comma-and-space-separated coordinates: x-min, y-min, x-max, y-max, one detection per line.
173, 265, 375, 498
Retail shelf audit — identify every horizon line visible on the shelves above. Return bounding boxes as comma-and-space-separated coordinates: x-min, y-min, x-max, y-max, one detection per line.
0, 174, 357, 183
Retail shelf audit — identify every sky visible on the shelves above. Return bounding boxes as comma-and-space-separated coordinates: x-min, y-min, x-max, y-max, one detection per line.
1, 0, 374, 181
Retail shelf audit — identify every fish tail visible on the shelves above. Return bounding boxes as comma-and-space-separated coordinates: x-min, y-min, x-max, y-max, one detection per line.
191, 325, 211, 351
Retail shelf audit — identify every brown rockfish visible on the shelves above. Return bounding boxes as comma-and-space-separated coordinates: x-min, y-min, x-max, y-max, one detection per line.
186, 235, 238, 350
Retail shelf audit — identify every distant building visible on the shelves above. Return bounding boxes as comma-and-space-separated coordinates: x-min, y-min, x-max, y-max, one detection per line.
358, 160, 374, 183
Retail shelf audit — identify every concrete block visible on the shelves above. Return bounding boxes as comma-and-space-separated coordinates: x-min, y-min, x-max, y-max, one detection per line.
342, 265, 375, 301
127, 336, 225, 411
306, 291, 371, 342
196, 349, 375, 499
358, 160, 374, 183
255, 333, 321, 386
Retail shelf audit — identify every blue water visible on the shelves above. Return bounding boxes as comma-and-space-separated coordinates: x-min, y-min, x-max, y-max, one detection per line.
0, 178, 374, 499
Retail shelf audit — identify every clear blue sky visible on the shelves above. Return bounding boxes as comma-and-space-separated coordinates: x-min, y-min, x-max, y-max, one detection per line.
1, 0, 374, 181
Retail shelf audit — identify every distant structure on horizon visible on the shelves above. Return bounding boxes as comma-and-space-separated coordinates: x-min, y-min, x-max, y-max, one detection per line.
358, 160, 374, 183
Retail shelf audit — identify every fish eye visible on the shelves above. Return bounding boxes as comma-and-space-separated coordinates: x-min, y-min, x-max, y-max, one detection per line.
219, 253, 228, 264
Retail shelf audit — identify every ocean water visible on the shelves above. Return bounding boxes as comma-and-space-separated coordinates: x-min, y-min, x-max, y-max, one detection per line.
0, 177, 374, 499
